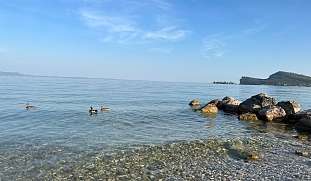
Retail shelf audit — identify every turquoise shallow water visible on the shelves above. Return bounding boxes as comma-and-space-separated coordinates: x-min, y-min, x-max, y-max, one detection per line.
1, 75, 311, 178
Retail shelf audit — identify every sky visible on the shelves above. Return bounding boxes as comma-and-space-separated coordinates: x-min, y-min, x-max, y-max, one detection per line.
0, 0, 310, 82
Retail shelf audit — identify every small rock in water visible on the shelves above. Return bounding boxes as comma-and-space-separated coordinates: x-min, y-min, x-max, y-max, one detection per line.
246, 152, 262, 161
200, 103, 218, 114
189, 99, 200, 106
295, 150, 309, 157
239, 113, 259, 121
292, 134, 309, 141
219, 97, 241, 114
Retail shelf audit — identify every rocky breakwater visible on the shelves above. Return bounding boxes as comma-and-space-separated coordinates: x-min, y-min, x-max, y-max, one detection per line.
189, 93, 311, 132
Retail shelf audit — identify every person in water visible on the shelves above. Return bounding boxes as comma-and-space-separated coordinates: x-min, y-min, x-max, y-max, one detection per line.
89, 106, 98, 114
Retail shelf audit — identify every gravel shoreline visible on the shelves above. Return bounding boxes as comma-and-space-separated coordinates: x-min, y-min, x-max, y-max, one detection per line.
41, 132, 311, 181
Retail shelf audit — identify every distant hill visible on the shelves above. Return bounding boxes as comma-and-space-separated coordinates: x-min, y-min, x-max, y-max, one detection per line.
240, 71, 311, 87
0, 71, 26, 76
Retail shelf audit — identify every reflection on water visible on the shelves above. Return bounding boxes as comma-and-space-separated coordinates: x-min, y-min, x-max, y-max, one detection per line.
0, 76, 311, 179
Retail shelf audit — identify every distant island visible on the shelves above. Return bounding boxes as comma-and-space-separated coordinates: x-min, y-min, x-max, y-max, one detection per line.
213, 81, 236, 85
240, 71, 311, 87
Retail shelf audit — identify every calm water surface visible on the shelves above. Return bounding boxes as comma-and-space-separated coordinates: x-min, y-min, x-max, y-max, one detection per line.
0, 76, 311, 177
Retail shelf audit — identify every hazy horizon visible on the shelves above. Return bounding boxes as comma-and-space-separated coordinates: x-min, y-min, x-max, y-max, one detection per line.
1, 0, 311, 82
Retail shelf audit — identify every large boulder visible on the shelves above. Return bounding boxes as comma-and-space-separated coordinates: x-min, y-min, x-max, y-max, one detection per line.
277, 101, 301, 116
258, 106, 286, 121
200, 103, 218, 114
219, 97, 241, 114
239, 93, 276, 114
239, 113, 259, 121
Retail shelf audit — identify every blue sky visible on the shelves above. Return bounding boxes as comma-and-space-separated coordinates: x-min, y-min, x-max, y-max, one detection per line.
0, 0, 310, 82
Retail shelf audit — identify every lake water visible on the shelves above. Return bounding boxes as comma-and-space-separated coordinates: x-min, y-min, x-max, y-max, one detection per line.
1, 75, 311, 179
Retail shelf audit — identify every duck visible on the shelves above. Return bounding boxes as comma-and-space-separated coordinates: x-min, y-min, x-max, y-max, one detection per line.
25, 103, 35, 110
100, 106, 110, 112
89, 106, 98, 114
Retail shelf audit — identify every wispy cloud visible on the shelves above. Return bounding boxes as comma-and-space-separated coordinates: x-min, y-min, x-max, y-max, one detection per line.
79, 0, 188, 44
201, 22, 268, 59
242, 23, 267, 35
201, 35, 226, 59
80, 10, 137, 33
144, 26, 188, 41
149, 0, 172, 10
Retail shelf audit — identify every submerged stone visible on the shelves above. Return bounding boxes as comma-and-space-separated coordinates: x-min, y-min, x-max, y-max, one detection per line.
239, 113, 259, 121
295, 150, 309, 157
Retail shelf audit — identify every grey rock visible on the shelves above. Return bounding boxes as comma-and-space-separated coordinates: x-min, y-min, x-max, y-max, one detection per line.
277, 101, 301, 116
239, 93, 276, 114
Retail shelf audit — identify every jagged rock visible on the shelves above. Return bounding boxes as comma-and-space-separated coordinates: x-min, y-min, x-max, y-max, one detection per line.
200, 103, 218, 114
239, 113, 259, 121
219, 97, 241, 113
258, 106, 286, 121
277, 101, 301, 116
189, 99, 200, 106
239, 93, 276, 114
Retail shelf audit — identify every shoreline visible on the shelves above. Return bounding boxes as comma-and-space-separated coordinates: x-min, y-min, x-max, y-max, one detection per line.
39, 133, 311, 180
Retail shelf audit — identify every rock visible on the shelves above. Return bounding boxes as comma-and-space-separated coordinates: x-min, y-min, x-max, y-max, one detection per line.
292, 134, 309, 141
289, 110, 311, 131
219, 97, 241, 113
239, 93, 276, 114
224, 140, 261, 161
295, 114, 311, 132
208, 99, 221, 107
200, 103, 218, 114
295, 150, 309, 157
258, 106, 286, 121
246, 152, 262, 161
189, 99, 200, 106
289, 109, 311, 120
239, 113, 259, 121
277, 101, 301, 116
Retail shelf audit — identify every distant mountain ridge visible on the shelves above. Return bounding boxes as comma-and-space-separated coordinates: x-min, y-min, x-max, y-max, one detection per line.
240, 71, 311, 87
